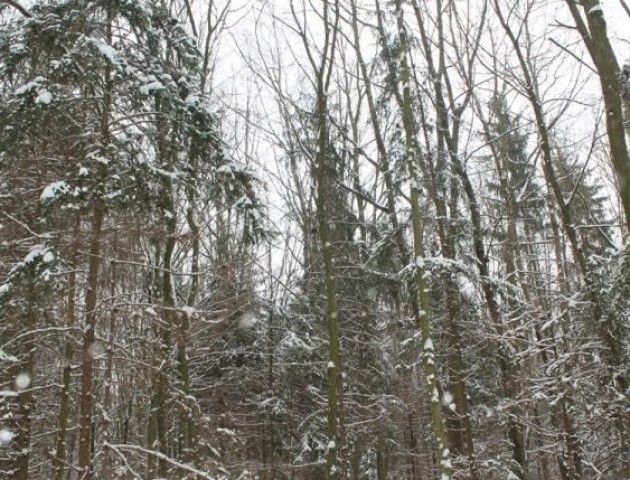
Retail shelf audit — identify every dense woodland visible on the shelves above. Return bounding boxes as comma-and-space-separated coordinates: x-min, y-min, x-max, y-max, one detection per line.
1, 0, 630, 479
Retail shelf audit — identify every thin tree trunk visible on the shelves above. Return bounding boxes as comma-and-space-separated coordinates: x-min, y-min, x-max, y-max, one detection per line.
155, 109, 177, 478
101, 255, 117, 479
78, 9, 112, 476
376, 434, 388, 480
54, 231, 78, 480
393, 1, 452, 478
289, 0, 343, 477
77, 201, 106, 480
12, 308, 36, 480
315, 50, 343, 480
179, 192, 198, 463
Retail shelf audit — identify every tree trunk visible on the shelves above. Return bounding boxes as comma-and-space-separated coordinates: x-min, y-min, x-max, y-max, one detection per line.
564, 0, 630, 222
54, 225, 79, 480
393, 1, 452, 478
77, 201, 106, 480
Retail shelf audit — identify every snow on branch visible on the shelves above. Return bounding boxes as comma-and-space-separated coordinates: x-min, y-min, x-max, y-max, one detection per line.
103, 443, 221, 479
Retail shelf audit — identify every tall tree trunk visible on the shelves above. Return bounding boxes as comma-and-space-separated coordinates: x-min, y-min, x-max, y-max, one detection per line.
77, 201, 106, 480
149, 92, 177, 477
78, 9, 112, 476
54, 223, 79, 480
493, 0, 588, 278
564, 0, 630, 223
393, 1, 452, 478
563, 0, 630, 400
290, 0, 344, 477
12, 308, 36, 480
101, 254, 117, 479
315, 47, 343, 480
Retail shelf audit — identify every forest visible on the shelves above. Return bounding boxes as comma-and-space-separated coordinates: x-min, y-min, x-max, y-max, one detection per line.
1, 0, 629, 479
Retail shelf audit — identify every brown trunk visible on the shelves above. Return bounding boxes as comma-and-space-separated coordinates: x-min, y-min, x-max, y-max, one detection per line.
77, 202, 106, 480
101, 256, 117, 479
53, 222, 79, 480
13, 312, 36, 480
564, 0, 630, 222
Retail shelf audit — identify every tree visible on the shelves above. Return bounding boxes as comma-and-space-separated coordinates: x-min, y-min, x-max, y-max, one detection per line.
0, 1, 260, 478
563, 0, 630, 223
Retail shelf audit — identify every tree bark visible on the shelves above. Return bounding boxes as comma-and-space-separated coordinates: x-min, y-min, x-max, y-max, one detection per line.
564, 0, 630, 223
77, 201, 106, 480
393, 1, 453, 478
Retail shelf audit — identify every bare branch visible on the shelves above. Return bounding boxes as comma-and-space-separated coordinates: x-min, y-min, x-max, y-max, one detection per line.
1, 0, 31, 17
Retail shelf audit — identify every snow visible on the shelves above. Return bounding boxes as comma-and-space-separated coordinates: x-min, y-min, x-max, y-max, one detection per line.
588, 5, 603, 15
150, 165, 179, 180
431, 387, 440, 403
442, 391, 455, 410
15, 373, 31, 390
86, 150, 110, 165
14, 76, 46, 96
216, 161, 249, 176
87, 341, 105, 359
0, 347, 17, 362
328, 361, 335, 369
328, 440, 336, 450
35, 90, 53, 104
540, 315, 557, 332
236, 311, 257, 328
41, 180, 70, 202
424, 338, 434, 350
43, 251, 55, 263
9, 42, 26, 55
235, 195, 252, 208
140, 75, 166, 95
400, 337, 414, 348
279, 331, 312, 351
0, 429, 16, 446
95, 43, 123, 70
24, 245, 47, 264
185, 94, 199, 105
180, 306, 196, 318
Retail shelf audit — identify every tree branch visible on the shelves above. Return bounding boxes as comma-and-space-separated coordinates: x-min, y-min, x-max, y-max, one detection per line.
1, 0, 31, 17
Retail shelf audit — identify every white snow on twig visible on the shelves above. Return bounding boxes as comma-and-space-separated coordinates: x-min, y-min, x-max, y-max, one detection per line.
0, 429, 16, 446
35, 90, 53, 104
104, 443, 218, 479
41, 181, 70, 202
0, 347, 16, 362
14, 76, 46, 96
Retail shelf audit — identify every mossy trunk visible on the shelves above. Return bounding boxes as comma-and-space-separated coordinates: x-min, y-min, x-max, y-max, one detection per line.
394, 1, 452, 478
